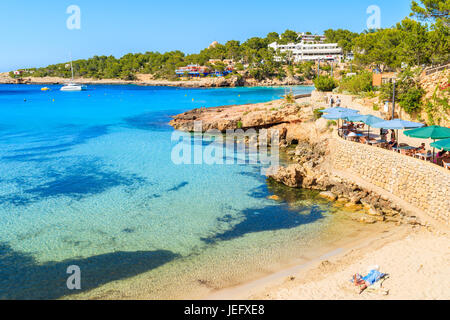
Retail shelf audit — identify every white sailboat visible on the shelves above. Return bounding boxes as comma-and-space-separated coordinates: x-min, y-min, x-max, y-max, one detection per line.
61, 59, 87, 91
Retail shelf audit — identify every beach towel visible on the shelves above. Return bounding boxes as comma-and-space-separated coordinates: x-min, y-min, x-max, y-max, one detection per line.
362, 269, 385, 285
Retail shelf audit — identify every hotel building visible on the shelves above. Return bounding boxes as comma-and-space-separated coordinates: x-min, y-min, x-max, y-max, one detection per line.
268, 35, 345, 63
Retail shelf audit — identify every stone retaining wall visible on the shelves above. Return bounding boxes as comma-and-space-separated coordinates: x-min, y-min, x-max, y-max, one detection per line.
329, 138, 450, 225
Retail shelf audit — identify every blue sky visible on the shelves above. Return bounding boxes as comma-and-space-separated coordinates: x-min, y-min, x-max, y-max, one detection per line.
0, 0, 413, 72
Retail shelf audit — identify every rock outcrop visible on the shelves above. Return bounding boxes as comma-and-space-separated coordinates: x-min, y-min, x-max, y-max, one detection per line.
169, 98, 311, 133
267, 141, 423, 226
0, 72, 15, 84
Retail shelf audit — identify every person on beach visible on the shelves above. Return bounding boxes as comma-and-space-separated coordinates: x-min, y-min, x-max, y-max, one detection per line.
407, 143, 425, 156
411, 143, 426, 156
380, 128, 388, 141
436, 150, 448, 165
336, 96, 341, 107
390, 130, 396, 141
388, 137, 398, 150
329, 96, 334, 108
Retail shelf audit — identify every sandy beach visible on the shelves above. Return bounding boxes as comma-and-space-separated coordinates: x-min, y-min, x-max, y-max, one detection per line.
207, 226, 449, 300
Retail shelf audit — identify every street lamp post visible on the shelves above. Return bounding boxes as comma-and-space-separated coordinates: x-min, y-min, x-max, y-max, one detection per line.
391, 78, 396, 120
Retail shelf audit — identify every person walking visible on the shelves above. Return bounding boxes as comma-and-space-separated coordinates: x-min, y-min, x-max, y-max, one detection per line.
329, 95, 334, 108
336, 96, 341, 107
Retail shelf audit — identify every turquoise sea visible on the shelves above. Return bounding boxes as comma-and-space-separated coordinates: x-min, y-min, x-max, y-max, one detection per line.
0, 84, 381, 299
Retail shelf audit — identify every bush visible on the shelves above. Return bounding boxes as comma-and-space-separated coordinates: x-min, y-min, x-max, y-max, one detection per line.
338, 71, 373, 94
285, 92, 295, 103
313, 108, 325, 119
327, 120, 337, 127
320, 64, 331, 72
398, 87, 425, 114
313, 76, 337, 92
235, 63, 244, 71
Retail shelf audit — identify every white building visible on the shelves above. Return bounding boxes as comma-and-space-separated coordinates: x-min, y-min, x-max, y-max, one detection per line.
269, 41, 344, 63
298, 32, 326, 43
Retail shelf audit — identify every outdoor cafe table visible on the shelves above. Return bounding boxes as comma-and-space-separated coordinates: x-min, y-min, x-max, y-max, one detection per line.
393, 146, 416, 153
415, 153, 433, 161
370, 139, 386, 146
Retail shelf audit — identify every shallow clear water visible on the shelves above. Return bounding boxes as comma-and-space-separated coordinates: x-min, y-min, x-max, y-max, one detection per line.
0, 84, 376, 299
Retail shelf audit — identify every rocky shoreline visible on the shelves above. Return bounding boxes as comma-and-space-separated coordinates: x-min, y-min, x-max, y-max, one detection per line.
169, 94, 428, 228
0, 72, 311, 88
267, 141, 421, 226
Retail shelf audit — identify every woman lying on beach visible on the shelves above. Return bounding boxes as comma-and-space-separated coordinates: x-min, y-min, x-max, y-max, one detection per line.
352, 269, 387, 294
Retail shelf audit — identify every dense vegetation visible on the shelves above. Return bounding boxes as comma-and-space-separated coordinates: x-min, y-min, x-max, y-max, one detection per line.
326, 0, 448, 122
313, 76, 337, 92
11, 0, 449, 112
12, 35, 288, 81
338, 71, 374, 94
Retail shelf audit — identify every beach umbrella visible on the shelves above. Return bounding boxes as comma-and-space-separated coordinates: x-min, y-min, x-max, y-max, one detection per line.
431, 138, 450, 151
319, 108, 359, 130
371, 119, 424, 148
322, 111, 360, 137
319, 107, 360, 114
322, 112, 355, 120
405, 126, 450, 161
404, 126, 450, 140
345, 114, 384, 126
322, 109, 360, 119
370, 119, 425, 130
345, 114, 385, 138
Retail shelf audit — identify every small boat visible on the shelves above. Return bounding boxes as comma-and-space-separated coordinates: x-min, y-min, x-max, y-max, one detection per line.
60, 83, 87, 91
60, 57, 87, 91
41, 87, 50, 91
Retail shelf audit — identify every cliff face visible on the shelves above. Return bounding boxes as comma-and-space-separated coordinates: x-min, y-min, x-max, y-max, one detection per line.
420, 68, 449, 100
0, 72, 15, 84
418, 69, 449, 127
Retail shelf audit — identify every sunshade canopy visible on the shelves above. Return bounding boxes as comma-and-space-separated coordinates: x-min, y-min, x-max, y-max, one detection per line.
430, 138, 450, 151
319, 107, 360, 114
345, 114, 385, 126
322, 111, 359, 120
404, 126, 450, 140
370, 119, 425, 130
